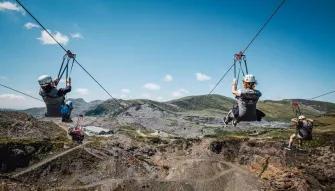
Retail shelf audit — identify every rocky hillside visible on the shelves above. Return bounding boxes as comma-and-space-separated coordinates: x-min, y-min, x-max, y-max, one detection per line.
0, 111, 66, 141
0, 111, 68, 173
167, 94, 235, 111
2, 115, 334, 191
86, 99, 179, 116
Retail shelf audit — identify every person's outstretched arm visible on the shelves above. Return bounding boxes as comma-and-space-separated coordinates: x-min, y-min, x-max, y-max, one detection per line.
52, 78, 60, 86
57, 78, 71, 96
231, 79, 240, 96
58, 86, 71, 96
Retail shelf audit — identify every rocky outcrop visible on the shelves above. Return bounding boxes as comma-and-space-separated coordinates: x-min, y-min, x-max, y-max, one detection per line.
210, 138, 335, 191
0, 111, 67, 173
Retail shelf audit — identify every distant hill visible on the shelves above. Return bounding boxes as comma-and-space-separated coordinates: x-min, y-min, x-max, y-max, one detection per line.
85, 95, 335, 121
288, 99, 335, 113
85, 99, 179, 116
167, 94, 235, 111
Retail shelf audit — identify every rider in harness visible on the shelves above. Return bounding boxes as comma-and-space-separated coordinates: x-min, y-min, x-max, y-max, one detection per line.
69, 115, 85, 144
61, 100, 73, 122
286, 115, 314, 150
224, 74, 264, 126
38, 75, 71, 117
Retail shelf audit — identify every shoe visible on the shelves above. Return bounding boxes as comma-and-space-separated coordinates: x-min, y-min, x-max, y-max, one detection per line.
284, 146, 291, 150
232, 120, 238, 127
223, 117, 229, 125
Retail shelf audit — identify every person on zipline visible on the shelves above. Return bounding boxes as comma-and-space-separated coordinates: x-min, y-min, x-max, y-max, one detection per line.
38, 75, 71, 117
285, 115, 314, 150
69, 115, 85, 144
224, 74, 264, 126
61, 100, 73, 122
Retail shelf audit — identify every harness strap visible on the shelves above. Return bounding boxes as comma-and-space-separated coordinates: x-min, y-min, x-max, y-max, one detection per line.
243, 55, 248, 74
234, 51, 248, 79
57, 50, 76, 86
238, 60, 245, 76
236, 67, 241, 86
57, 55, 67, 80
58, 58, 70, 82
69, 58, 75, 76
233, 59, 237, 79
291, 101, 302, 118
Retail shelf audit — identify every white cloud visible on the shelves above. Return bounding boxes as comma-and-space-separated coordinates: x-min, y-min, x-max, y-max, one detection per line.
76, 88, 89, 96
0, 1, 24, 14
0, 76, 8, 80
172, 89, 189, 97
0, 93, 43, 109
0, 94, 25, 100
37, 30, 69, 45
24, 22, 40, 30
196, 72, 211, 81
70, 32, 83, 39
163, 74, 173, 82
143, 83, 160, 91
121, 88, 130, 94
138, 94, 164, 101
156, 96, 164, 101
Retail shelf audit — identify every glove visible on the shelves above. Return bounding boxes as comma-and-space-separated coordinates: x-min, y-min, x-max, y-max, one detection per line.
232, 79, 237, 85
54, 78, 60, 86
66, 78, 72, 86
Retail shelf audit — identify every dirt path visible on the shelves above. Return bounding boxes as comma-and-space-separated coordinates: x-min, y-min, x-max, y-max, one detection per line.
12, 141, 91, 178
51, 159, 260, 191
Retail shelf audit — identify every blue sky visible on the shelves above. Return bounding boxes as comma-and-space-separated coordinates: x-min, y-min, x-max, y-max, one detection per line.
0, 0, 334, 109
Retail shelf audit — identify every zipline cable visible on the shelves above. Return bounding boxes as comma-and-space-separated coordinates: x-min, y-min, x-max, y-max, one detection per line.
0, 83, 43, 102
242, 0, 286, 54
15, 0, 124, 107
74, 59, 123, 106
310, 90, 335, 100
208, 63, 234, 95
208, 0, 286, 95
15, 0, 67, 53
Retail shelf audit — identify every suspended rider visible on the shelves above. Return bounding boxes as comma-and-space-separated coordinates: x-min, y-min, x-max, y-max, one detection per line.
224, 74, 265, 126
69, 115, 85, 144
61, 100, 73, 122
285, 115, 314, 150
38, 75, 72, 117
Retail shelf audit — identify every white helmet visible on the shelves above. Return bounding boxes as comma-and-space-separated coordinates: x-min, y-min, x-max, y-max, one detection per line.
298, 115, 306, 120
38, 75, 52, 86
66, 100, 73, 105
243, 74, 257, 83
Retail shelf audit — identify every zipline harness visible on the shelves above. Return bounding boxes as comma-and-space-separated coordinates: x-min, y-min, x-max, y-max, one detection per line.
57, 50, 76, 86
291, 101, 302, 118
233, 51, 249, 85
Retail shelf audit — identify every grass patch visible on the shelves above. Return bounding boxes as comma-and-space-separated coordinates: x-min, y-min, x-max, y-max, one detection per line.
205, 129, 250, 139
